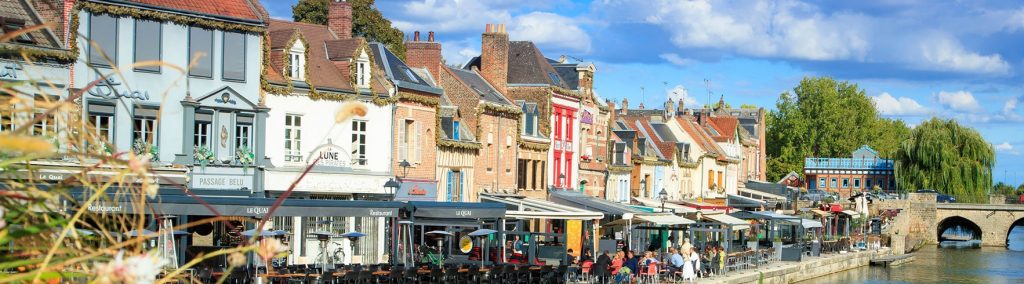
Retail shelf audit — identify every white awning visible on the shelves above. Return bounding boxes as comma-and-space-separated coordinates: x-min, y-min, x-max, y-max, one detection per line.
632, 197, 698, 213
604, 213, 695, 227
839, 210, 862, 217
481, 194, 604, 220
796, 219, 824, 228
702, 214, 750, 230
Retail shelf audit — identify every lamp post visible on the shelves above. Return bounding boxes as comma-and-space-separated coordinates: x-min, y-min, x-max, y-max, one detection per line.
559, 173, 566, 188
658, 188, 668, 213
384, 179, 400, 201
639, 178, 647, 199
398, 159, 411, 178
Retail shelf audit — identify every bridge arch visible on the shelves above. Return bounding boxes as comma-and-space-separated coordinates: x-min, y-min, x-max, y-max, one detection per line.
936, 216, 982, 243
1008, 217, 1024, 249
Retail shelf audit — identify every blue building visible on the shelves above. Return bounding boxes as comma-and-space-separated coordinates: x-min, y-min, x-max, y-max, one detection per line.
804, 145, 895, 198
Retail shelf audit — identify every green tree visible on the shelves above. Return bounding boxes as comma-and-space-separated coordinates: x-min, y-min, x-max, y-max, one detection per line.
740, 104, 759, 109
895, 118, 994, 202
292, 0, 407, 59
766, 77, 908, 181
994, 182, 1016, 196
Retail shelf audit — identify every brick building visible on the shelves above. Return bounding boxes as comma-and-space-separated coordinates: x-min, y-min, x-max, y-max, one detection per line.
804, 145, 895, 198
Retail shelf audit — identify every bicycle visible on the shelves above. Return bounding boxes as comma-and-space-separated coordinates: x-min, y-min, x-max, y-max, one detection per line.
315, 241, 347, 266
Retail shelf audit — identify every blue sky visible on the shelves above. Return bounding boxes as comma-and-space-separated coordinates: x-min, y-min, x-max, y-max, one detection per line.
266, 0, 1024, 185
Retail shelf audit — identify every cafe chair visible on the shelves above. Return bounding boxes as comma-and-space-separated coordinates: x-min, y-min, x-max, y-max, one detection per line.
403, 267, 419, 283
386, 266, 403, 284
639, 263, 658, 284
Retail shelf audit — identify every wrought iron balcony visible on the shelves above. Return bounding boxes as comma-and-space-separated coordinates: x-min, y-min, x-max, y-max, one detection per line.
804, 157, 893, 170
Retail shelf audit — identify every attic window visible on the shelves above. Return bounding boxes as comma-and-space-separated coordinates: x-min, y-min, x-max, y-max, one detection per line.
356, 51, 371, 88
547, 72, 561, 85
1, 18, 32, 43
287, 40, 305, 80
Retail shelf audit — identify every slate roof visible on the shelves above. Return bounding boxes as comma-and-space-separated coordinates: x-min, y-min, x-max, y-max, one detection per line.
551, 64, 579, 90
0, 0, 62, 49
266, 20, 387, 94
127, 0, 263, 22
463, 41, 569, 88
448, 67, 514, 106
370, 42, 442, 95
619, 115, 674, 161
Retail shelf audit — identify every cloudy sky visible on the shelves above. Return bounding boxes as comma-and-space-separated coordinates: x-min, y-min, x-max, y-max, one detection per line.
265, 0, 1024, 185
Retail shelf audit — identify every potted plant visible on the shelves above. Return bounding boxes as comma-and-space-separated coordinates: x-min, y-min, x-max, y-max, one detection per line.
132, 139, 159, 161
193, 145, 214, 171
236, 145, 255, 174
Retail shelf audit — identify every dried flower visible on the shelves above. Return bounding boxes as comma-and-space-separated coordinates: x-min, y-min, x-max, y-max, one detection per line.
141, 182, 159, 198
127, 152, 150, 177
0, 133, 54, 155
334, 102, 368, 123
257, 238, 288, 260
93, 251, 167, 284
227, 252, 246, 267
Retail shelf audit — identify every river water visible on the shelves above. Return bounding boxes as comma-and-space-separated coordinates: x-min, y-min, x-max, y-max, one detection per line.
810, 226, 1024, 283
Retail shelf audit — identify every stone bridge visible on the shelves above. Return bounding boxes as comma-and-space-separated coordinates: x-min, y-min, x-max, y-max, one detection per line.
877, 193, 1024, 247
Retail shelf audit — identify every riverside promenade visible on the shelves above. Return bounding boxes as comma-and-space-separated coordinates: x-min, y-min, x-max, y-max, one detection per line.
699, 248, 891, 284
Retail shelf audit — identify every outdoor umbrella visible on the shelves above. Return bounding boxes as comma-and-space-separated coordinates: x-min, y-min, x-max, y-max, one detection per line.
426, 230, 454, 236
340, 231, 367, 238
241, 229, 278, 237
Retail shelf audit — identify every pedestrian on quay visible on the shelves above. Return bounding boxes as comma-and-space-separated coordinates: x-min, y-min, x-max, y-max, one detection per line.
682, 245, 700, 283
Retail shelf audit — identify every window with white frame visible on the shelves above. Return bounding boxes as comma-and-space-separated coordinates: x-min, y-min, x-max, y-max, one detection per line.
351, 120, 366, 166
87, 102, 114, 142
287, 41, 304, 80
447, 170, 462, 202
356, 51, 370, 88
194, 111, 212, 148
133, 105, 158, 146
398, 119, 419, 163
284, 114, 302, 162
235, 115, 253, 149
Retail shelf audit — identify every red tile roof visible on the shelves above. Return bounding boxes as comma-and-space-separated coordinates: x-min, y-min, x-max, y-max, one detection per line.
129, 0, 263, 21
619, 115, 674, 160
708, 116, 738, 142
266, 19, 388, 94
676, 116, 728, 162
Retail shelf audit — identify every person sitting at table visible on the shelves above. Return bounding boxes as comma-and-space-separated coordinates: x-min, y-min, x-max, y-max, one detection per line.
623, 250, 640, 276
667, 247, 685, 276
611, 251, 624, 275
594, 251, 613, 281
710, 246, 722, 276
512, 235, 524, 254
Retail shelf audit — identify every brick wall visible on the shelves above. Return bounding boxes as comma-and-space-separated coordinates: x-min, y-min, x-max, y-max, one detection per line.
327, 0, 352, 39
393, 97, 438, 181
405, 31, 442, 80
475, 112, 519, 194
480, 24, 508, 95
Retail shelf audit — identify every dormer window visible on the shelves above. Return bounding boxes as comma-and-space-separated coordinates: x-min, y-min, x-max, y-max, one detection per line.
519, 101, 539, 136
287, 40, 305, 80
356, 51, 370, 88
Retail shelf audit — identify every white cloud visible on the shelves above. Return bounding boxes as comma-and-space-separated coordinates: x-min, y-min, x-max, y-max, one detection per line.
995, 142, 1019, 155
936, 90, 983, 113
393, 0, 512, 34
659, 53, 695, 66
665, 85, 699, 108
872, 92, 929, 116
1004, 9, 1024, 32
917, 36, 1010, 75
509, 12, 592, 53
638, 0, 869, 61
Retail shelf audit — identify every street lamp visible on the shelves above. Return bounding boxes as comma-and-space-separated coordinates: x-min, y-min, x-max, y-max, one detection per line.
658, 188, 668, 213
384, 179, 400, 200
559, 174, 566, 188
640, 178, 647, 198
399, 160, 411, 178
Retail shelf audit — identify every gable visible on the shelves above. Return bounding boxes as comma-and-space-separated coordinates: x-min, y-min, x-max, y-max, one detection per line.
195, 86, 257, 110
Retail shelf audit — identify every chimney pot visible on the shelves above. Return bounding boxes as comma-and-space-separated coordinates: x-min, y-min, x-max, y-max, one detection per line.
413, 31, 420, 42
428, 31, 435, 42
486, 24, 492, 33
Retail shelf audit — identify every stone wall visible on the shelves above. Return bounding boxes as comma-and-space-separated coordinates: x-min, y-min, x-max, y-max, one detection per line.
711, 249, 889, 284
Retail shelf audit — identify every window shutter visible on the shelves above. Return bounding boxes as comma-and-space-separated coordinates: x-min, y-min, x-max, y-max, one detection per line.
398, 120, 406, 161
446, 171, 453, 202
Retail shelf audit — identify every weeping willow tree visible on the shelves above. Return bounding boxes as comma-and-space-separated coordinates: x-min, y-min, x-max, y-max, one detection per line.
895, 118, 995, 202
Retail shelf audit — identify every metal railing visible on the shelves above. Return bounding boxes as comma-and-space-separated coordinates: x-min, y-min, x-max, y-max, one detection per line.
804, 158, 893, 170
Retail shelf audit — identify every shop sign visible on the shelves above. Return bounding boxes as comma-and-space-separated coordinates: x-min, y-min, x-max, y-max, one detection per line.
395, 181, 437, 201
306, 140, 353, 169
581, 110, 593, 124
0, 63, 22, 79
191, 174, 253, 190
88, 77, 150, 100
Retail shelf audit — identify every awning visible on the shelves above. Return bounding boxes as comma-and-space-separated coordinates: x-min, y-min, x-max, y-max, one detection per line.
737, 187, 789, 200
702, 214, 750, 230
796, 219, 824, 228
549, 190, 644, 217
605, 213, 696, 227
480, 194, 603, 220
632, 197, 698, 213
839, 210, 862, 217
810, 209, 830, 217
405, 201, 506, 219
726, 194, 767, 208
74, 194, 402, 217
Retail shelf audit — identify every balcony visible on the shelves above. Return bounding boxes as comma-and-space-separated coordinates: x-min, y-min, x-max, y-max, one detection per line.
804, 157, 893, 170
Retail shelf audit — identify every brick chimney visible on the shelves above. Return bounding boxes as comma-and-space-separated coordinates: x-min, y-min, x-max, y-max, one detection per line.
328, 0, 352, 39
664, 99, 675, 119
620, 98, 628, 115
406, 31, 443, 80
481, 23, 508, 95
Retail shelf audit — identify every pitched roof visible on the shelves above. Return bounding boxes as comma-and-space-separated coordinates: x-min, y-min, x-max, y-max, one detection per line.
708, 116, 739, 142
551, 64, 579, 90
675, 116, 728, 162
370, 42, 442, 95
266, 20, 387, 94
620, 115, 677, 161
0, 0, 62, 49
128, 0, 263, 22
447, 67, 514, 106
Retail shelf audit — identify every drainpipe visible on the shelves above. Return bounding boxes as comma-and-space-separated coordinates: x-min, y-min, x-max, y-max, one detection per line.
496, 109, 501, 195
